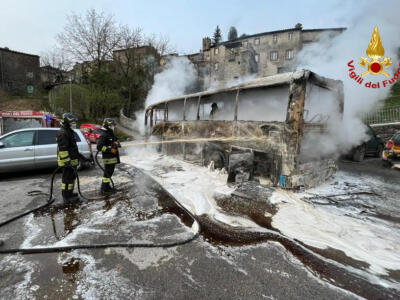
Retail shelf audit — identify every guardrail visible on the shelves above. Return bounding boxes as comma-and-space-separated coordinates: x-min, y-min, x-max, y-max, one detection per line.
363, 105, 400, 124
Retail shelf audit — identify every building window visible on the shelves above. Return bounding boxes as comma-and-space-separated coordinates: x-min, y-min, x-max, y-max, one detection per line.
273, 34, 278, 43
214, 48, 219, 55
214, 63, 219, 70
255, 54, 260, 63
288, 32, 293, 40
270, 51, 278, 61
285, 49, 294, 60
254, 38, 260, 45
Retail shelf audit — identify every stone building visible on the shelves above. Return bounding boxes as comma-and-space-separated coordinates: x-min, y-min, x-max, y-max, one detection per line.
0, 47, 40, 96
72, 60, 114, 83
113, 45, 159, 65
186, 24, 346, 89
40, 65, 70, 89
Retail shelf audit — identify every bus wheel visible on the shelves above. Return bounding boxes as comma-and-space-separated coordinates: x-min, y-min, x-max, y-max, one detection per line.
205, 151, 225, 170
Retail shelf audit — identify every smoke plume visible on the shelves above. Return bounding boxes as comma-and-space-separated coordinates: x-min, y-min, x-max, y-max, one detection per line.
297, 0, 400, 159
133, 56, 197, 134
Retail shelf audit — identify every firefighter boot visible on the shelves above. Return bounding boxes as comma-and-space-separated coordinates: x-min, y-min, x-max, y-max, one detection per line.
63, 190, 80, 205
62, 190, 73, 206
101, 182, 113, 194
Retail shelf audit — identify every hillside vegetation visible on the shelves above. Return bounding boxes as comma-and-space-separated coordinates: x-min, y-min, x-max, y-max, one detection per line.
0, 98, 50, 112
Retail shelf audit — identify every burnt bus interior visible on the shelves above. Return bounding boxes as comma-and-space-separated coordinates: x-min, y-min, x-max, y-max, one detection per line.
145, 70, 344, 189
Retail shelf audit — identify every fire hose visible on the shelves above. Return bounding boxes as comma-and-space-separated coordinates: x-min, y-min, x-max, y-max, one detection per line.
0, 155, 200, 254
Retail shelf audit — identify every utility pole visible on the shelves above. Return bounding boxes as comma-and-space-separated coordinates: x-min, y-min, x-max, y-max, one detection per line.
69, 76, 72, 113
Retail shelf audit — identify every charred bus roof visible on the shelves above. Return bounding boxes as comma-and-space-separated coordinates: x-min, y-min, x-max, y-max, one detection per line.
145, 69, 343, 113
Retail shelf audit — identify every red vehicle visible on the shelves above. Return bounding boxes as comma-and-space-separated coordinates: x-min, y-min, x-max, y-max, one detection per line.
80, 123, 102, 144
0, 111, 58, 135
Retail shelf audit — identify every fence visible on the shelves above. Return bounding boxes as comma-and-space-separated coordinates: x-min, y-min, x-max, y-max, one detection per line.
363, 105, 400, 124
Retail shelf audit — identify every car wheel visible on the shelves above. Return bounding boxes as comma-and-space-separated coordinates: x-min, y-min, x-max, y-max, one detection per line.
77, 158, 85, 171
376, 144, 384, 158
353, 145, 366, 162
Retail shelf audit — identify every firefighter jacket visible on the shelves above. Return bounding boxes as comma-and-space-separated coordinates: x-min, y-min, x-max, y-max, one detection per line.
97, 128, 120, 165
57, 126, 80, 167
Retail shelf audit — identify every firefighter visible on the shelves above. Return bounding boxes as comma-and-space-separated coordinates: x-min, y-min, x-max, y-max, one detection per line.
97, 118, 120, 193
57, 113, 82, 204
210, 102, 219, 119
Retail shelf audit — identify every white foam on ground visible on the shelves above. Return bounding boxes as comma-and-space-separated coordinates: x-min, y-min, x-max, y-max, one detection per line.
122, 146, 400, 281
58, 250, 148, 299
272, 172, 400, 277
0, 254, 37, 299
110, 247, 176, 270
122, 147, 266, 230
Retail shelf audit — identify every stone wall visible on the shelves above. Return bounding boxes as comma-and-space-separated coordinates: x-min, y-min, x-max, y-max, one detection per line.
0, 48, 40, 96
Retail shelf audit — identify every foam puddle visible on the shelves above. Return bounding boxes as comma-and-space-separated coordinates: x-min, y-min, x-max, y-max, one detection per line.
122, 149, 266, 231
271, 173, 400, 278
122, 147, 400, 288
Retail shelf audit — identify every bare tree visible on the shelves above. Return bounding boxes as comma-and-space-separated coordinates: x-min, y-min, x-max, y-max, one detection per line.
57, 9, 121, 68
114, 26, 163, 114
145, 33, 173, 56
41, 47, 71, 70
114, 26, 145, 104
40, 47, 72, 83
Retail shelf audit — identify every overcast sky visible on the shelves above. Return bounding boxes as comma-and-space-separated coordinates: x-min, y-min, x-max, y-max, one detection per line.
0, 0, 359, 56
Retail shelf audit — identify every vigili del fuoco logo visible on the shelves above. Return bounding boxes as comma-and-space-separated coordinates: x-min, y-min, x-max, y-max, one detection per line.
347, 26, 399, 89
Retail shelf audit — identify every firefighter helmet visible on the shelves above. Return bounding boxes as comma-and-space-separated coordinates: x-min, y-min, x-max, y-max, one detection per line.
62, 113, 78, 126
103, 118, 116, 129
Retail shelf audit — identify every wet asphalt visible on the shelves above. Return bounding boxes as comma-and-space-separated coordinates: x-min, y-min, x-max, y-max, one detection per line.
0, 161, 365, 299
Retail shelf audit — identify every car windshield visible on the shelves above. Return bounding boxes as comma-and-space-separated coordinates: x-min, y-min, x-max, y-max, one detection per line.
93, 129, 103, 134
392, 134, 400, 144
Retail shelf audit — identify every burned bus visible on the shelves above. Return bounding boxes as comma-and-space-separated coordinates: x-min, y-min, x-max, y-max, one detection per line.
144, 70, 344, 189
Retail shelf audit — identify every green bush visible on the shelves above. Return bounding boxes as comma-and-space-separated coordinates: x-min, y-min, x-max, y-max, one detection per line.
51, 84, 124, 123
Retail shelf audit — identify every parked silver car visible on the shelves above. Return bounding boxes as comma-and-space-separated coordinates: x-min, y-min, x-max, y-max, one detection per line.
0, 128, 92, 173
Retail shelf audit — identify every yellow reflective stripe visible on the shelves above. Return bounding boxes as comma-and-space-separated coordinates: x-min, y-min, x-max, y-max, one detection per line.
71, 159, 79, 166
101, 146, 108, 152
102, 177, 111, 183
58, 157, 71, 162
68, 184, 74, 190
57, 157, 71, 167
61, 183, 66, 190
59, 150, 69, 158
103, 158, 118, 164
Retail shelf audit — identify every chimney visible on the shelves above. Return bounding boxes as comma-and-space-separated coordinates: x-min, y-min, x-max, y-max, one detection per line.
202, 37, 211, 51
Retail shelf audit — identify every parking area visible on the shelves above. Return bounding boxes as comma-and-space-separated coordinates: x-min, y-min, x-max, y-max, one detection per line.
0, 162, 365, 299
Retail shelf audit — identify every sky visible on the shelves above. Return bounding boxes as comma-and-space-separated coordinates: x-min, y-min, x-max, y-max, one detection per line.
0, 0, 358, 57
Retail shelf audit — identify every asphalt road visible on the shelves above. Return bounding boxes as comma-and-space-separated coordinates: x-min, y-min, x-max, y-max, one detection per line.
338, 157, 400, 184
0, 164, 358, 300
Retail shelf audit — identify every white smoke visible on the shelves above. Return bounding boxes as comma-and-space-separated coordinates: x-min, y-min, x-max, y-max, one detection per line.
133, 56, 197, 134
145, 56, 197, 107
297, 0, 400, 159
